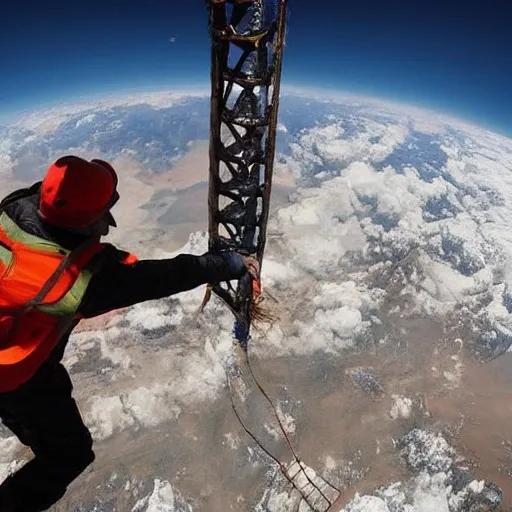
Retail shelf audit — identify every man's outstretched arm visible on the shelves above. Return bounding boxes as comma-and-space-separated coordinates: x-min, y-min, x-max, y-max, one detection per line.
78, 248, 255, 319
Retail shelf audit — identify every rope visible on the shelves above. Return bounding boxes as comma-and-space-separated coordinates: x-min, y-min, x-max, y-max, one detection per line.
226, 339, 343, 512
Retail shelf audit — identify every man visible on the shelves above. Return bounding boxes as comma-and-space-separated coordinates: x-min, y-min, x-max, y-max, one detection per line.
0, 155, 260, 511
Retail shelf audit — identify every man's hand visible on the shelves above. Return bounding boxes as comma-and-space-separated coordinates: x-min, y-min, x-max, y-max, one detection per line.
241, 255, 260, 281
222, 252, 260, 280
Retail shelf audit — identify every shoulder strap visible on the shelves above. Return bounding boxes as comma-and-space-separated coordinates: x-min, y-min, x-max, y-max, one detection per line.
0, 235, 103, 348
25, 236, 101, 310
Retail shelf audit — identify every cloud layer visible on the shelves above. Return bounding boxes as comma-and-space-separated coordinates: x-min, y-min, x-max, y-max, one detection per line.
1, 89, 511, 509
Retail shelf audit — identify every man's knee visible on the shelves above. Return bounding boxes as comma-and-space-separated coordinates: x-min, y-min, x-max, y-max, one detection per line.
46, 446, 95, 488
42, 427, 95, 482
59, 438, 95, 477
72, 445, 95, 468
69, 447, 95, 479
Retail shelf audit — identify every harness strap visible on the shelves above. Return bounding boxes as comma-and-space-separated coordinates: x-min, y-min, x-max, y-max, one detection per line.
0, 189, 102, 348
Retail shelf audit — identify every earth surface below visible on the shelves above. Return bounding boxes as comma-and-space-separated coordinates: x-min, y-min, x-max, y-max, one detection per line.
0, 89, 512, 511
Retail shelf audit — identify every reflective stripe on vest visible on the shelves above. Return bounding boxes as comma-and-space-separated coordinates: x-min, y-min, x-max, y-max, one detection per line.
0, 213, 95, 316
0, 212, 103, 391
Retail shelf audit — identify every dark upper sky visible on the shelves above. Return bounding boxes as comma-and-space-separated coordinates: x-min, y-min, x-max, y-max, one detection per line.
1, 0, 511, 136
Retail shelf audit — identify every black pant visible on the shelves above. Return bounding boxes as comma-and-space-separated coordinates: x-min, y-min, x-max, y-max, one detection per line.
0, 361, 95, 511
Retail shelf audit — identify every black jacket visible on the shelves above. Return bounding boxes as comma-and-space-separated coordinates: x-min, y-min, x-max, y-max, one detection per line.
0, 187, 244, 362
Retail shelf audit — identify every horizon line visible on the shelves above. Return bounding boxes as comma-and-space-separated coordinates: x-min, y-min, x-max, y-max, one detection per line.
2, 83, 510, 141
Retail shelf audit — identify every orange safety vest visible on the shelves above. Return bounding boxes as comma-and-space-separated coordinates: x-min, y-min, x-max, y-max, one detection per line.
0, 212, 105, 392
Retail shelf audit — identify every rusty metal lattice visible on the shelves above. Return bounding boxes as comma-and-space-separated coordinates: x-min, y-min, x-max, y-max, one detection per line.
206, 0, 287, 341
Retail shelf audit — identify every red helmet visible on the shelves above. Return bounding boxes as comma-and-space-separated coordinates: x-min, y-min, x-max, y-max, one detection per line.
39, 155, 119, 229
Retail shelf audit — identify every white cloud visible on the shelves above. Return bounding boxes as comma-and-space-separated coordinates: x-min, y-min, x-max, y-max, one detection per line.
87, 396, 135, 440
132, 478, 194, 512
0, 437, 24, 483
124, 385, 181, 427
343, 495, 390, 512
312, 281, 372, 311
86, 385, 183, 440
124, 301, 183, 331
389, 395, 413, 420
276, 404, 296, 436
80, 323, 233, 440
12, 90, 208, 133
222, 432, 240, 450
265, 99, 512, 360
75, 113, 97, 127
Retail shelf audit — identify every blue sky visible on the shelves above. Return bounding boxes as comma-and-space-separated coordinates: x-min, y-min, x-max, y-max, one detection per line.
2, 0, 511, 136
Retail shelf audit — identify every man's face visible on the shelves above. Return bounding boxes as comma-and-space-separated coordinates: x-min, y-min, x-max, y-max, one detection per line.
94, 214, 112, 237
65, 212, 113, 238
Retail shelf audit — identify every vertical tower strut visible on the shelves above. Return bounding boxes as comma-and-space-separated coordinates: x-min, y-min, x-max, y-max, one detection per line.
206, 0, 288, 343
